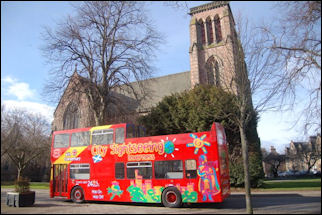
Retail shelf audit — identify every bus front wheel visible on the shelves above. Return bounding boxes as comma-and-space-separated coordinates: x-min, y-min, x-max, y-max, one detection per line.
71, 186, 85, 203
161, 187, 182, 208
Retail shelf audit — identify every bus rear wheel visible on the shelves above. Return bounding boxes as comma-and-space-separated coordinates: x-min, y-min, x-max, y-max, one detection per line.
71, 186, 85, 203
161, 187, 182, 208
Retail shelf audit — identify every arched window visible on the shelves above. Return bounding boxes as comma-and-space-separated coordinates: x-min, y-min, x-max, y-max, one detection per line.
205, 58, 215, 85
206, 57, 221, 86
214, 61, 220, 87
198, 20, 206, 45
63, 102, 79, 130
214, 15, 222, 43
206, 18, 213, 44
196, 20, 201, 44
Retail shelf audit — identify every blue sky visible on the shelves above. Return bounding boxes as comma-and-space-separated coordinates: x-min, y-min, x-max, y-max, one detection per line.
1, 1, 311, 153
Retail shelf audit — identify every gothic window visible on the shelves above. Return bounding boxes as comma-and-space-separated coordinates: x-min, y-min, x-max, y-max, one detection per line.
214, 60, 220, 87
196, 21, 201, 44
214, 15, 222, 43
206, 57, 221, 86
205, 57, 215, 85
206, 63, 215, 85
63, 102, 79, 130
206, 18, 213, 44
198, 20, 206, 45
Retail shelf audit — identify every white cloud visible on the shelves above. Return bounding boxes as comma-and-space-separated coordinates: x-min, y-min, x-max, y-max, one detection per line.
2, 76, 35, 100
2, 100, 55, 123
2, 76, 16, 84
1, 76, 55, 124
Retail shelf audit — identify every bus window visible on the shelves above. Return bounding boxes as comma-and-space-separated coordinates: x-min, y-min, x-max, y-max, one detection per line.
115, 163, 125, 179
115, 127, 125, 144
54, 133, 70, 148
135, 125, 140, 137
71, 131, 90, 147
126, 124, 135, 138
216, 125, 225, 145
126, 162, 152, 179
138, 126, 146, 137
70, 163, 90, 179
92, 129, 114, 145
155, 160, 183, 179
185, 159, 197, 178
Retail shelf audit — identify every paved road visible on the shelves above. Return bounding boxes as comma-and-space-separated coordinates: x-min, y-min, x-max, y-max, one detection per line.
1, 188, 321, 214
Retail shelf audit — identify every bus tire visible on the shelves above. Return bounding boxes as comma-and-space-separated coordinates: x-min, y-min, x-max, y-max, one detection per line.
161, 187, 182, 208
71, 186, 85, 203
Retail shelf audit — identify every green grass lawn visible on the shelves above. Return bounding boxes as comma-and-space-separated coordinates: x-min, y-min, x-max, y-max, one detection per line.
260, 178, 321, 191
226, 178, 321, 192
2, 178, 321, 191
1, 182, 49, 190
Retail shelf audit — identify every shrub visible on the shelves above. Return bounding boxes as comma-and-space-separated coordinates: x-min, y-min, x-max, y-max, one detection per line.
14, 177, 30, 193
139, 85, 264, 187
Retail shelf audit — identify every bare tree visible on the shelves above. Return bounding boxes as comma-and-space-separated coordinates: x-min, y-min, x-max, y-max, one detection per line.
41, 1, 162, 125
263, 151, 285, 178
216, 13, 285, 213
257, 1, 321, 134
228, 3, 320, 212
202, 7, 307, 211
286, 137, 321, 174
1, 108, 51, 180
300, 143, 321, 173
164, 2, 319, 213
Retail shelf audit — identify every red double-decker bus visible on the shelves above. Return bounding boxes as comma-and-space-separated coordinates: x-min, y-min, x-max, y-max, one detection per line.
50, 122, 230, 207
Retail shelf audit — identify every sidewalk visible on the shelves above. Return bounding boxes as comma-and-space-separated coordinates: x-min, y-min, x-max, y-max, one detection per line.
1, 188, 321, 214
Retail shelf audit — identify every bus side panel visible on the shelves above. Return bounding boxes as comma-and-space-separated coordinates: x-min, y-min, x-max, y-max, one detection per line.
96, 130, 223, 204
214, 123, 230, 201
63, 124, 228, 204
50, 165, 54, 198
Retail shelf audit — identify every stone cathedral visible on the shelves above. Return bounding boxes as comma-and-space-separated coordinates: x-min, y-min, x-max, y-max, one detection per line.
52, 1, 242, 131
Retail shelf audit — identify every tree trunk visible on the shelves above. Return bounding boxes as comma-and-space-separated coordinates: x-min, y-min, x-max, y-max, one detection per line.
93, 105, 105, 126
17, 168, 22, 181
240, 124, 253, 214
94, 113, 100, 126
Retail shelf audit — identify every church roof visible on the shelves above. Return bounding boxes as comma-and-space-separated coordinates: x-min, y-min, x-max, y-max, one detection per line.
53, 71, 191, 117
189, 1, 230, 15
120, 71, 191, 112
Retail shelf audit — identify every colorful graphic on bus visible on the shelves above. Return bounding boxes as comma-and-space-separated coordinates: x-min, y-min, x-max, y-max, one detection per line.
50, 122, 230, 207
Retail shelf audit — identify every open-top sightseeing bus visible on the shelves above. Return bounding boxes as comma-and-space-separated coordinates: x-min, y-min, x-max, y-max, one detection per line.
50, 122, 230, 207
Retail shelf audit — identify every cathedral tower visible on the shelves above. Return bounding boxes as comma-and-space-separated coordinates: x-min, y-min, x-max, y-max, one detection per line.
189, 1, 239, 93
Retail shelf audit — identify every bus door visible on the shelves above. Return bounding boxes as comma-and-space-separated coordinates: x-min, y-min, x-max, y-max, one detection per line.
53, 164, 68, 196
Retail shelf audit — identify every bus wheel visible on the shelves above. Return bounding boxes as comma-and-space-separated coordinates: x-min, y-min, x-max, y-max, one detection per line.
71, 186, 85, 203
161, 187, 182, 208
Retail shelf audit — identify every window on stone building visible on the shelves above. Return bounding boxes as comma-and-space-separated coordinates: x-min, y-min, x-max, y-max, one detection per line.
214, 15, 222, 43
214, 60, 220, 87
63, 102, 79, 130
206, 18, 213, 44
206, 63, 215, 85
206, 57, 215, 85
201, 21, 206, 45
198, 20, 206, 45
206, 57, 221, 86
